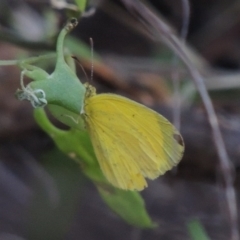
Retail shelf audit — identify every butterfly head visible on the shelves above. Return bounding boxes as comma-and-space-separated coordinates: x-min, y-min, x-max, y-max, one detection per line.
84, 82, 96, 98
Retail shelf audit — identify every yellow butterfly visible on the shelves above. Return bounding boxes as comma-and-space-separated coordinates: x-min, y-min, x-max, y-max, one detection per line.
82, 83, 184, 191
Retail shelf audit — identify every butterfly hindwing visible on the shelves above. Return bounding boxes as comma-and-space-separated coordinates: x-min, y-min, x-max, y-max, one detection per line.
83, 93, 184, 190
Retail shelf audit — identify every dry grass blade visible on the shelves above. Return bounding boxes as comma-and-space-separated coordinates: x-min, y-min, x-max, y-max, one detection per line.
120, 0, 239, 239
172, 0, 190, 131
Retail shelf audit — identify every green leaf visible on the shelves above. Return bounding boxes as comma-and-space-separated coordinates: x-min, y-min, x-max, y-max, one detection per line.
34, 108, 155, 228
187, 219, 211, 240
97, 186, 155, 228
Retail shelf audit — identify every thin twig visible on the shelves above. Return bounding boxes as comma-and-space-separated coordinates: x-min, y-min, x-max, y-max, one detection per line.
120, 1, 239, 239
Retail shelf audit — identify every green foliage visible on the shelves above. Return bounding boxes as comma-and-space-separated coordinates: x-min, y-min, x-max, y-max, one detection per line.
187, 219, 211, 240
98, 186, 156, 228
16, 19, 86, 115
3, 17, 155, 228
74, 0, 88, 13
27, 150, 84, 240
34, 108, 155, 228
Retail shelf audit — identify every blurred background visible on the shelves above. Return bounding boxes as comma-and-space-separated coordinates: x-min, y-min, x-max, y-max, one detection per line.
0, 0, 240, 239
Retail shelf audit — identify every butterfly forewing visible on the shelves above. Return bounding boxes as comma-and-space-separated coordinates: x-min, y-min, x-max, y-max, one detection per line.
83, 93, 184, 190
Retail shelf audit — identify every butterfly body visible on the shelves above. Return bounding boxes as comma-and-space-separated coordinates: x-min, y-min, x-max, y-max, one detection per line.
82, 83, 184, 191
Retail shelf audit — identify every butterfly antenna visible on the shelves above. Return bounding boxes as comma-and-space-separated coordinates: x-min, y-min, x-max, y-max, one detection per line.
71, 56, 89, 82
90, 37, 94, 83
